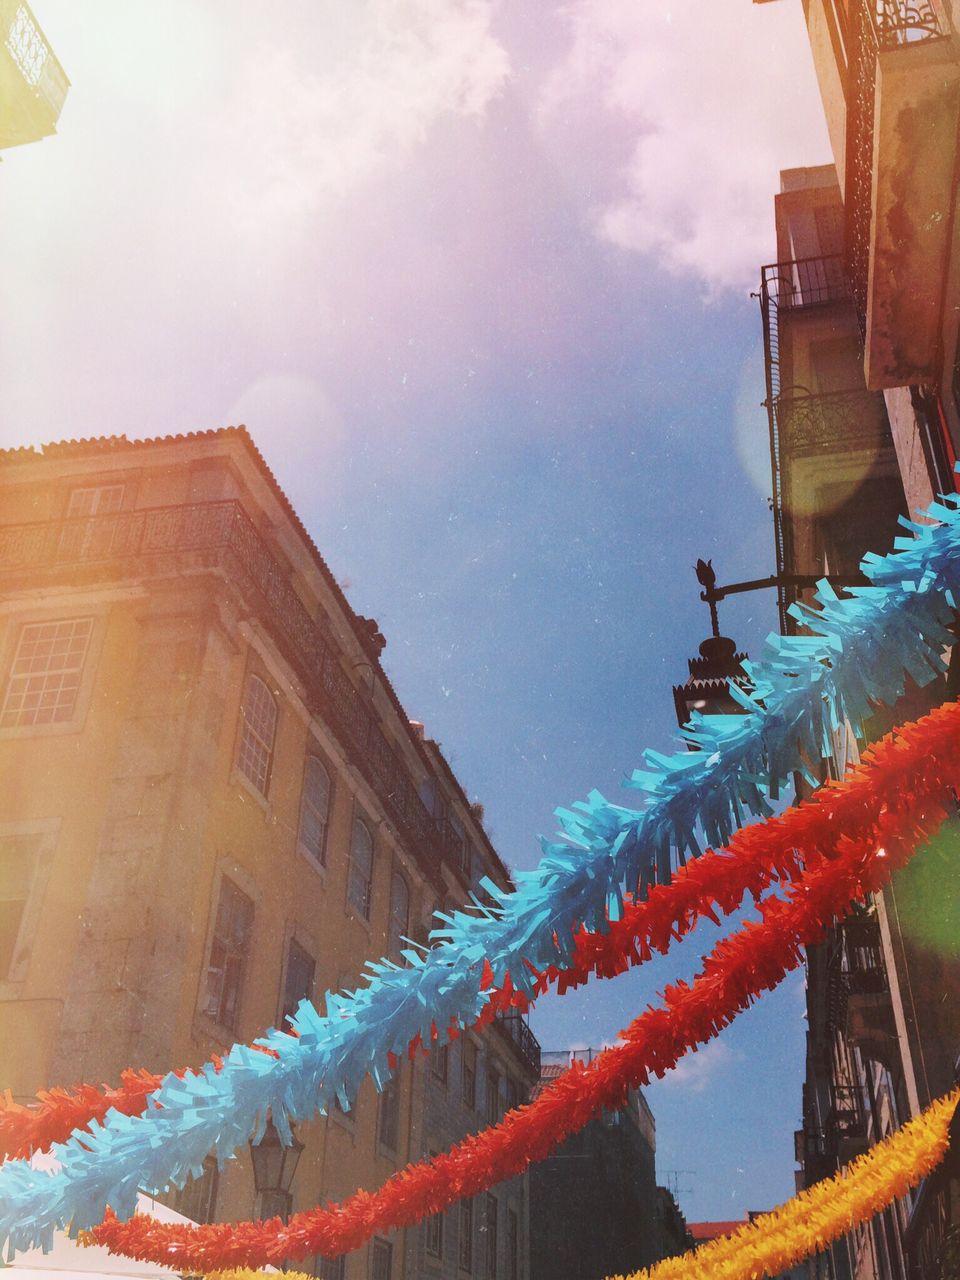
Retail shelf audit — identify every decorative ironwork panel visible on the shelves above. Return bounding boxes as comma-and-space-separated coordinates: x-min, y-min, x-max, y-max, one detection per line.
776, 389, 890, 456
845, 0, 945, 332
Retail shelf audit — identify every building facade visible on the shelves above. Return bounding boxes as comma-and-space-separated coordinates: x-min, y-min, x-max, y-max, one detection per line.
527, 1049, 672, 1280
751, 3, 960, 1272
0, 427, 540, 1280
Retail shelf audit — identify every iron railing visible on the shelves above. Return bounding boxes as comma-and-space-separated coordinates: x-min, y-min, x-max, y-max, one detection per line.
775, 387, 890, 456
845, 0, 946, 332
493, 1012, 541, 1079
758, 256, 856, 630
1, 0, 69, 120
0, 500, 457, 874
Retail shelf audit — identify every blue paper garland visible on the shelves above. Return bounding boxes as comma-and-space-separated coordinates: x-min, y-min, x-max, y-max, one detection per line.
2, 494, 960, 1256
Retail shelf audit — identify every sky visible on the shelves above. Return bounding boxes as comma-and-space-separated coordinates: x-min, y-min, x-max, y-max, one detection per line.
1, 0, 833, 1227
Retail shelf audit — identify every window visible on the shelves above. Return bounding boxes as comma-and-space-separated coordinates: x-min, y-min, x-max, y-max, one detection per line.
371, 1238, 392, 1280
0, 834, 40, 979
507, 1209, 519, 1280
425, 1152, 444, 1257
171, 1155, 219, 1224
484, 1195, 498, 1280
507, 1076, 526, 1113
202, 877, 254, 1030
378, 1073, 400, 1151
298, 755, 331, 866
462, 1039, 477, 1109
66, 484, 124, 517
387, 870, 409, 963
1, 617, 94, 729
431, 1042, 449, 1084
314, 1257, 346, 1280
486, 1067, 501, 1127
281, 938, 316, 1029
459, 1200, 474, 1272
348, 816, 374, 918
236, 673, 277, 796
448, 813, 465, 873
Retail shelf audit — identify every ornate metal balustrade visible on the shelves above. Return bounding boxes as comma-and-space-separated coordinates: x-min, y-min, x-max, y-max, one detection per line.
1, 0, 69, 127
493, 1012, 542, 1079
0, 500, 446, 872
775, 387, 890, 456
845, 0, 946, 332
758, 256, 856, 630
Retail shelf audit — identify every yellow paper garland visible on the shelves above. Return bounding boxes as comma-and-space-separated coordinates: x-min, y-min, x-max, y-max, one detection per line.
196, 1089, 958, 1280
608, 1087, 960, 1280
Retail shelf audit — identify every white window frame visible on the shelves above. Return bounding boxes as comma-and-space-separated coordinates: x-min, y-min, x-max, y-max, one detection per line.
387, 868, 409, 963
0, 818, 59, 991
66, 484, 125, 517
347, 814, 374, 920
0, 616, 95, 732
298, 753, 332, 868
235, 672, 278, 798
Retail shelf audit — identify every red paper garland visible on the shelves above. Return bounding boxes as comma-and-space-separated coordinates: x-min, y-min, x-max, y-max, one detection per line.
9, 690, 943, 1165
89, 701, 960, 1269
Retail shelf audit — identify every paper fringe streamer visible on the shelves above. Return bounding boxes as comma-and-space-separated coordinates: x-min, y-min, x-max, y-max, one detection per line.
197, 1088, 960, 1280
609, 1088, 960, 1280
84, 700, 960, 1268
5, 492, 960, 1253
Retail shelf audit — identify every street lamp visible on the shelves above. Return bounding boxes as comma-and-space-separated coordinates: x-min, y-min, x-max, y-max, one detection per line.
672, 558, 862, 730
672, 559, 749, 731
250, 1118, 304, 1221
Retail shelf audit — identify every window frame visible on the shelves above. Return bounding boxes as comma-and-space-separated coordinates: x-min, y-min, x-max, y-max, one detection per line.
462, 1038, 477, 1110
424, 1150, 444, 1258
387, 867, 410, 963
485, 1194, 498, 1280
280, 935, 316, 1030
485, 1065, 502, 1127
347, 813, 375, 920
298, 752, 332, 869
371, 1237, 393, 1280
235, 671, 278, 799
0, 615, 96, 732
459, 1199, 474, 1273
0, 818, 59, 990
507, 1207, 519, 1280
377, 1071, 401, 1153
201, 874, 255, 1033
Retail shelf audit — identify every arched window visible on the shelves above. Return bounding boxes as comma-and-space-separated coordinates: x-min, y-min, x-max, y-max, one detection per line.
298, 755, 331, 866
388, 870, 409, 962
236, 673, 277, 796
347, 816, 374, 919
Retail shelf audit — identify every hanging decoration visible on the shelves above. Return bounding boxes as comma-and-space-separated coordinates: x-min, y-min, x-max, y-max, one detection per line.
82, 699, 960, 1269
187, 1087, 959, 1280
4, 492, 960, 1257
610, 1087, 960, 1280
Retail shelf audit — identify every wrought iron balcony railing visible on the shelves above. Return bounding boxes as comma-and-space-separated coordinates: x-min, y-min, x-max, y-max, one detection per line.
492, 1012, 542, 1079
775, 387, 890, 456
1, 0, 69, 132
758, 255, 857, 631
845, 0, 946, 331
0, 500, 459, 875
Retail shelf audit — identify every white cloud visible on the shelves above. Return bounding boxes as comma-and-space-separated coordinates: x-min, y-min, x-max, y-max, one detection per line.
223, 0, 510, 232
657, 1038, 737, 1094
537, 0, 831, 293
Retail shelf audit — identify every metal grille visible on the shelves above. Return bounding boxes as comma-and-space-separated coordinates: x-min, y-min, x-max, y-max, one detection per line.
845, 0, 945, 332
5, 4, 46, 85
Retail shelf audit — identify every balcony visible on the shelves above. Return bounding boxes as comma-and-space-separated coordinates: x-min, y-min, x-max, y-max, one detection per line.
759, 255, 858, 629
492, 1012, 542, 1080
0, 501, 449, 879
845, 0, 959, 388
0, 0, 69, 150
